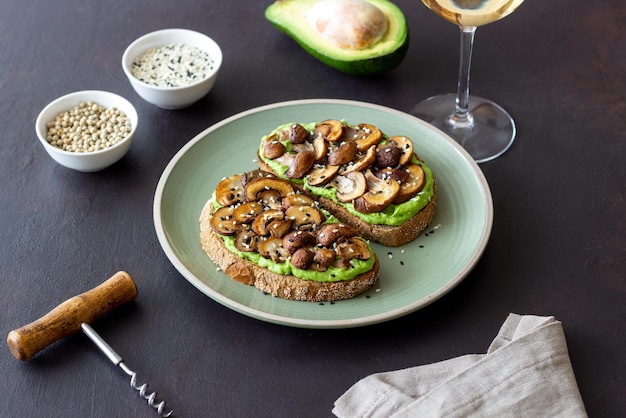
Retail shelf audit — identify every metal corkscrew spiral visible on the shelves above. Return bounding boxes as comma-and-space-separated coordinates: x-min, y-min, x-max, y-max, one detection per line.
120, 362, 173, 417
81, 323, 174, 417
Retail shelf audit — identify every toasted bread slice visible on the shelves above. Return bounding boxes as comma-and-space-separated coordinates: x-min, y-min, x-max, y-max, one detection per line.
257, 121, 437, 246
200, 200, 379, 302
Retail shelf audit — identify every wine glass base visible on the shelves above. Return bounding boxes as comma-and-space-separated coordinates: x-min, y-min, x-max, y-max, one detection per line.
411, 93, 516, 163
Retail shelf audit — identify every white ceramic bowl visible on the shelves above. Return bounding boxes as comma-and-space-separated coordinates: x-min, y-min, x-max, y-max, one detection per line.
35, 90, 138, 172
122, 28, 222, 109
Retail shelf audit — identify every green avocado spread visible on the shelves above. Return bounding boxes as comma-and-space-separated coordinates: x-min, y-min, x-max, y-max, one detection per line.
210, 194, 375, 283
259, 122, 436, 226
222, 230, 375, 283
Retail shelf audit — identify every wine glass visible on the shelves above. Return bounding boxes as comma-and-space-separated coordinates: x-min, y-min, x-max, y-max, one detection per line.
411, 0, 525, 163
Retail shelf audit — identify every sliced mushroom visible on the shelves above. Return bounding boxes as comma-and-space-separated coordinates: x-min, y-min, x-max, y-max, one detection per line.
263, 137, 286, 159
281, 193, 315, 209
307, 164, 339, 187
290, 247, 315, 270
289, 123, 309, 144
314, 119, 343, 142
242, 169, 275, 187
312, 135, 328, 163
267, 219, 293, 238
344, 145, 376, 173
316, 223, 358, 247
258, 237, 289, 262
375, 144, 402, 168
331, 170, 367, 202
355, 123, 383, 152
275, 151, 296, 168
342, 125, 360, 141
275, 128, 290, 142
234, 229, 259, 252
291, 141, 314, 153
328, 140, 357, 166
282, 230, 316, 254
375, 167, 409, 183
333, 258, 352, 269
252, 209, 285, 236
215, 174, 244, 206
393, 164, 426, 204
353, 169, 400, 213
337, 238, 371, 260
387, 136, 414, 166
286, 150, 315, 179
257, 189, 283, 210
232, 201, 264, 224
285, 205, 324, 230
261, 132, 279, 145
245, 177, 294, 201
210, 206, 241, 236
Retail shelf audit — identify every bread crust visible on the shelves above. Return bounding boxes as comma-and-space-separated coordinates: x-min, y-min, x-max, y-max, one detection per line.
258, 157, 437, 247
200, 201, 379, 302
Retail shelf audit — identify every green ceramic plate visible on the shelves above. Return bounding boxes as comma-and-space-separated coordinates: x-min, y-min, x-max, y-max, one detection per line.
154, 99, 492, 328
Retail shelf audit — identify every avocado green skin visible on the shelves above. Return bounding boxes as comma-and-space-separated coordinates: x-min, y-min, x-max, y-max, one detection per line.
271, 24, 410, 76
265, 0, 410, 76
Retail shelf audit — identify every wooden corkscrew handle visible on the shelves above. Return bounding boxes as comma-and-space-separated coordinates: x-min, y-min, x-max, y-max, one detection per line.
7, 271, 138, 361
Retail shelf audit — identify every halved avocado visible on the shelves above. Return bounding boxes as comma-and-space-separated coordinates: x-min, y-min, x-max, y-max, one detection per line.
265, 0, 409, 75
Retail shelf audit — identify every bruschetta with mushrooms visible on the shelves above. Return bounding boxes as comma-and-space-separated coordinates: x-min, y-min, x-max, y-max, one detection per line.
200, 171, 379, 302
257, 120, 437, 247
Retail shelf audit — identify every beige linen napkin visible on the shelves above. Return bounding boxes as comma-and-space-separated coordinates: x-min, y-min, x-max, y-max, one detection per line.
333, 314, 587, 417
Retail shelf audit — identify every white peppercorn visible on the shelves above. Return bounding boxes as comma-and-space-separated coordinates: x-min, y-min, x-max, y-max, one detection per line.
46, 101, 131, 153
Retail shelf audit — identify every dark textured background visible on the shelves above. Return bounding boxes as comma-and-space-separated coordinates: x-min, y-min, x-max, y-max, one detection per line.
1, 1, 624, 416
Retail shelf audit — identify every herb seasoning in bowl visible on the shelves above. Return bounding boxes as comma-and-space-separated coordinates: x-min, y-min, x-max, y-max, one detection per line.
35, 90, 138, 172
122, 29, 223, 109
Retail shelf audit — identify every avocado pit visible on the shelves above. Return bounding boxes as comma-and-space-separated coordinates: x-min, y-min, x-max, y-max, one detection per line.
307, 0, 389, 50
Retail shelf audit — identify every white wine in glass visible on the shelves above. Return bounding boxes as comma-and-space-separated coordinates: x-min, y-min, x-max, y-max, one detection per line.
412, 0, 525, 163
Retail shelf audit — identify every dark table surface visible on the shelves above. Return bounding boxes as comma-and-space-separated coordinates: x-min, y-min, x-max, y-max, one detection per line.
2, 0, 624, 417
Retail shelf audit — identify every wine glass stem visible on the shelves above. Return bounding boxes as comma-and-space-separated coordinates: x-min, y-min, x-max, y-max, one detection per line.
449, 26, 477, 129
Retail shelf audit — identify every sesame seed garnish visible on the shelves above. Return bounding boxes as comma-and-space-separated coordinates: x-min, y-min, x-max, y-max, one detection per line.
131, 43, 214, 87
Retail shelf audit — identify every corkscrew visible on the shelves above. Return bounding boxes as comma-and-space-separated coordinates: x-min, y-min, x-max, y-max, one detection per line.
81, 323, 173, 417
6, 271, 174, 417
